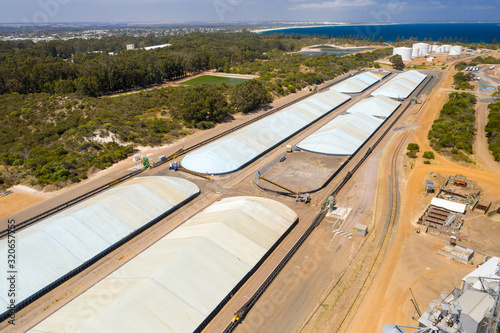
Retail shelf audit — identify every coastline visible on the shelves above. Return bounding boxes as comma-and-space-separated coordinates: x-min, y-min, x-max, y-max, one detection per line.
252, 22, 402, 34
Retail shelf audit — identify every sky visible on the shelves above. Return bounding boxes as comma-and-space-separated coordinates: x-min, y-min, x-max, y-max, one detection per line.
0, 0, 499, 24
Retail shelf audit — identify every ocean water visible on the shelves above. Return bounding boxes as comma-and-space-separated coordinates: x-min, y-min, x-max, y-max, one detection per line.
261, 23, 500, 44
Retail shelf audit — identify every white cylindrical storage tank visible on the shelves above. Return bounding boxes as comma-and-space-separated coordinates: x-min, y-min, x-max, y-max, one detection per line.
411, 48, 420, 58
431, 44, 439, 52
442, 44, 452, 52
393, 47, 412, 61
437, 46, 445, 53
413, 43, 430, 55
449, 45, 463, 56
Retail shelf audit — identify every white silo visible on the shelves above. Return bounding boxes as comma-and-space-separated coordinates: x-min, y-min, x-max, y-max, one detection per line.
413, 43, 430, 56
431, 44, 439, 52
442, 44, 452, 52
393, 47, 413, 61
412, 48, 420, 58
449, 45, 463, 56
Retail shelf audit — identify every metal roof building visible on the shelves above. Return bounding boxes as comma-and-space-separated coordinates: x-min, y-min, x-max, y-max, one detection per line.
431, 197, 466, 214
31, 196, 297, 333
344, 95, 401, 118
182, 90, 351, 174
330, 71, 383, 94
370, 70, 427, 99
462, 256, 500, 292
0, 176, 199, 309
297, 113, 383, 155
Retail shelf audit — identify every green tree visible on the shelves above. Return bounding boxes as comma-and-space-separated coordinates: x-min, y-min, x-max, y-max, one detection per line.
230, 79, 272, 114
390, 54, 405, 70
378, 36, 384, 43
423, 151, 435, 159
407, 143, 420, 158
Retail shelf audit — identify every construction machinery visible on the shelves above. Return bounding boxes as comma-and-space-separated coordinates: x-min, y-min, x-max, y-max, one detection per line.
321, 196, 336, 211
169, 161, 210, 179
258, 175, 310, 203
142, 157, 151, 169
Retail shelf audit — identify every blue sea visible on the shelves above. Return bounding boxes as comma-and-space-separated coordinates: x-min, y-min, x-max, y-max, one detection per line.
261, 23, 500, 44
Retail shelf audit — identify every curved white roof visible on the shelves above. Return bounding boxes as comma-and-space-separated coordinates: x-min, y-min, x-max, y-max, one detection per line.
330, 71, 382, 93
371, 70, 427, 99
297, 113, 383, 155
345, 95, 401, 118
0, 176, 199, 308
182, 90, 350, 174
31, 196, 297, 333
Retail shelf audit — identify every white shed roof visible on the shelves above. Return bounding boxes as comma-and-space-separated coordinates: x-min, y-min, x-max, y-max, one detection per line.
297, 113, 383, 155
462, 256, 500, 291
430, 197, 466, 214
0, 176, 199, 308
370, 70, 427, 99
182, 90, 350, 174
31, 196, 297, 333
330, 71, 382, 93
345, 95, 401, 118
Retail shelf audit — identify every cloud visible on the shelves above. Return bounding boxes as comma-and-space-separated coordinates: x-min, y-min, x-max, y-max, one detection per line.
290, 0, 377, 10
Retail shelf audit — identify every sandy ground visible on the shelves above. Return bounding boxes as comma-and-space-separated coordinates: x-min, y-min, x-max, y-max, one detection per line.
345, 70, 500, 332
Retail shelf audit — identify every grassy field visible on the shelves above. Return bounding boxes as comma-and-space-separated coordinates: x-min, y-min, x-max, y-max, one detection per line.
181, 75, 248, 86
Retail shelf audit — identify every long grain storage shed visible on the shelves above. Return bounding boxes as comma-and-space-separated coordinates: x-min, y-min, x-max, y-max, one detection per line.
370, 70, 426, 99
330, 71, 383, 94
345, 95, 401, 118
31, 196, 298, 333
297, 112, 383, 155
181, 90, 351, 174
0, 176, 199, 312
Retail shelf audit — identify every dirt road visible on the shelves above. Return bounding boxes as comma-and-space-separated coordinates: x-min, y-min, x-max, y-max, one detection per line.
346, 71, 500, 333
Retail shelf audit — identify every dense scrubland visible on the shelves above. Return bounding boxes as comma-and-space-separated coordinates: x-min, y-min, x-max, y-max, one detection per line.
486, 102, 500, 162
0, 33, 390, 189
428, 92, 477, 163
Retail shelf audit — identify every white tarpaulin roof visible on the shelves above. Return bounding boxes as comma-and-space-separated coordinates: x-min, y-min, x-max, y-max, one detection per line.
370, 70, 427, 99
0, 176, 199, 308
297, 113, 383, 155
345, 95, 401, 118
330, 71, 382, 93
31, 197, 297, 333
430, 197, 466, 214
181, 90, 351, 174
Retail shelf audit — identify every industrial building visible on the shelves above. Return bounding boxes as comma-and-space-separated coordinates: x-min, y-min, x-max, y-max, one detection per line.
297, 113, 383, 155
417, 257, 500, 333
344, 95, 401, 118
182, 90, 351, 174
419, 197, 466, 231
385, 257, 500, 332
31, 196, 298, 333
0, 176, 199, 309
371, 70, 427, 100
330, 71, 385, 94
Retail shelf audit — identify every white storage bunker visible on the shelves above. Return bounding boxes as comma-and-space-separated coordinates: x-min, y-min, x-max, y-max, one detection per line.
345, 95, 401, 119
297, 113, 383, 155
0, 176, 199, 309
31, 196, 298, 333
330, 71, 384, 94
370, 70, 427, 100
182, 90, 351, 174
392, 47, 413, 61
